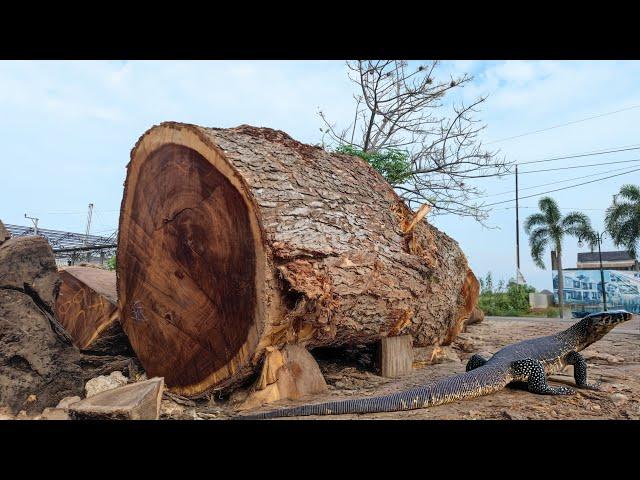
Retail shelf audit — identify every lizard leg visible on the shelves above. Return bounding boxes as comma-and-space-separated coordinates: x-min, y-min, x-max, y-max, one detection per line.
565, 351, 601, 391
465, 354, 488, 372
512, 359, 575, 395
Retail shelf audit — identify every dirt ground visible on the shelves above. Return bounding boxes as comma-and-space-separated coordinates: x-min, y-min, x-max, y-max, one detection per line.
175, 314, 640, 420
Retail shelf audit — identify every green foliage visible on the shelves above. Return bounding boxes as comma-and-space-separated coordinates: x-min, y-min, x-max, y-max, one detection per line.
336, 145, 412, 185
605, 184, 640, 258
478, 272, 535, 316
107, 256, 116, 271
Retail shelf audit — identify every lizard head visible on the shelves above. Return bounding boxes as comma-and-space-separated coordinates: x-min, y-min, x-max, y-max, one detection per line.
577, 310, 634, 347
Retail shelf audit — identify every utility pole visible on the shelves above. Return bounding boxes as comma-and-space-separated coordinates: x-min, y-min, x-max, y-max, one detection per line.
84, 203, 94, 262
24, 213, 39, 236
515, 163, 521, 283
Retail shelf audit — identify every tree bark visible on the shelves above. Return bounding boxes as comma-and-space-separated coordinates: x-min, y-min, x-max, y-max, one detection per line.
55, 266, 132, 355
117, 122, 479, 397
0, 220, 10, 246
0, 236, 85, 414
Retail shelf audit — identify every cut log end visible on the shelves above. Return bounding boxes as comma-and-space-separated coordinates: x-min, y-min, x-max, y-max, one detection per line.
118, 131, 271, 396
55, 267, 131, 355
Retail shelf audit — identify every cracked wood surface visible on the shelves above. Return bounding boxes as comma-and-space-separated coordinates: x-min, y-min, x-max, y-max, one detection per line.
55, 267, 131, 355
118, 123, 479, 397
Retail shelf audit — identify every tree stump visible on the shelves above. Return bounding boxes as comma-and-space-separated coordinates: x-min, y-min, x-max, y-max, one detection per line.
55, 267, 131, 355
117, 122, 480, 397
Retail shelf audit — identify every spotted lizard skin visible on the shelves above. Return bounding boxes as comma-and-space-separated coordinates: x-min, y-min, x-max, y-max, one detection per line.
240, 310, 633, 419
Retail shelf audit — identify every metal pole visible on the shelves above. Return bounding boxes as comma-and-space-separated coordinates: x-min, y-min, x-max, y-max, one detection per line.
515, 164, 521, 279
598, 233, 607, 311
24, 213, 39, 236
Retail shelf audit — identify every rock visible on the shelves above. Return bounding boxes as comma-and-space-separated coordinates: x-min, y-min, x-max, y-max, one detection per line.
610, 393, 629, 406
70, 377, 164, 420
502, 409, 526, 420
40, 407, 70, 420
590, 404, 601, 411
56, 396, 81, 409
465, 306, 485, 326
85, 371, 128, 398
414, 345, 461, 365
0, 288, 84, 414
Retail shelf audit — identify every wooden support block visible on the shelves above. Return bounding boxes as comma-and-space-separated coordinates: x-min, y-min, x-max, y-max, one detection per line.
239, 345, 328, 410
69, 377, 164, 420
379, 335, 413, 378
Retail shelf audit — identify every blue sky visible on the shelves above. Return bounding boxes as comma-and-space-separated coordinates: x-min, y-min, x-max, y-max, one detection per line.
1, 60, 639, 290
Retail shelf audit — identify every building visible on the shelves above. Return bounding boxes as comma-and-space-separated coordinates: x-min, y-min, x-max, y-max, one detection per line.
4, 224, 116, 267
550, 249, 640, 314
577, 251, 639, 271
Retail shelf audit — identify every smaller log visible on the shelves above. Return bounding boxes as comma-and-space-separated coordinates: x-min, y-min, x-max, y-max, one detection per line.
0, 288, 84, 414
0, 236, 59, 310
0, 220, 10, 245
55, 267, 131, 355
240, 345, 327, 410
379, 335, 413, 378
69, 377, 164, 420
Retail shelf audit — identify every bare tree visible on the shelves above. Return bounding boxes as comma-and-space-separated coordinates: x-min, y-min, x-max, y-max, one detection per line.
319, 60, 511, 221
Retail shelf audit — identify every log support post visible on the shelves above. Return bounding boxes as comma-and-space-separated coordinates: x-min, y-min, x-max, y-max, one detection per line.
379, 335, 413, 378
239, 345, 327, 410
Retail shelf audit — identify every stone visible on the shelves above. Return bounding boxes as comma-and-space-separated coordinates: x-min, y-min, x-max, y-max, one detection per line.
56, 396, 81, 409
414, 345, 461, 366
610, 393, 629, 406
70, 377, 164, 420
40, 407, 70, 420
85, 371, 128, 398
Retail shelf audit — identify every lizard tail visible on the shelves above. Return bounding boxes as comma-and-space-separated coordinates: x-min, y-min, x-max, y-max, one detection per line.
237, 365, 510, 419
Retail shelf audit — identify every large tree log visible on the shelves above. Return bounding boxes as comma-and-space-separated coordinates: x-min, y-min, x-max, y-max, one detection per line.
0, 235, 85, 414
55, 266, 132, 355
117, 122, 479, 397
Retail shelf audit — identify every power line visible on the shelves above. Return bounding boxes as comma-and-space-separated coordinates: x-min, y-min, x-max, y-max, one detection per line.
516, 158, 640, 175
479, 164, 640, 198
486, 104, 640, 145
483, 167, 640, 207
518, 144, 640, 165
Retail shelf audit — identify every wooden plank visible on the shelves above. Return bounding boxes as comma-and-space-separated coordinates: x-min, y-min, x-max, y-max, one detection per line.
379, 335, 413, 378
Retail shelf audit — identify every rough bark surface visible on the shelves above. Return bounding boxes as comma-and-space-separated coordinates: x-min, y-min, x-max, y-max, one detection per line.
0, 236, 60, 310
0, 220, 10, 245
0, 289, 84, 414
55, 267, 132, 355
118, 122, 479, 397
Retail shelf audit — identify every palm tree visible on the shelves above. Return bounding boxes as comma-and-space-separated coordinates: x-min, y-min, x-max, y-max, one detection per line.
605, 184, 640, 259
524, 197, 595, 318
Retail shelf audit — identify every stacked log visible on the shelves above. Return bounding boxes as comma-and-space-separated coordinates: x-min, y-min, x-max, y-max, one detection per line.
55, 266, 131, 355
0, 226, 85, 414
117, 122, 480, 397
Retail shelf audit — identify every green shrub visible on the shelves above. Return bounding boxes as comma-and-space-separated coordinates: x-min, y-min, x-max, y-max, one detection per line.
336, 145, 412, 185
477, 272, 535, 316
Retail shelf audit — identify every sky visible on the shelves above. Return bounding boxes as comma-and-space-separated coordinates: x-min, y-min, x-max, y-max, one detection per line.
1, 60, 639, 291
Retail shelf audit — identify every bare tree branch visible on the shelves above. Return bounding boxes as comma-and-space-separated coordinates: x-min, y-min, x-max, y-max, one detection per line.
321, 60, 512, 221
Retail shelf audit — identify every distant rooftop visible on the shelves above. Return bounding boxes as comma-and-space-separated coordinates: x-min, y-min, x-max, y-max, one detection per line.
577, 251, 634, 263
